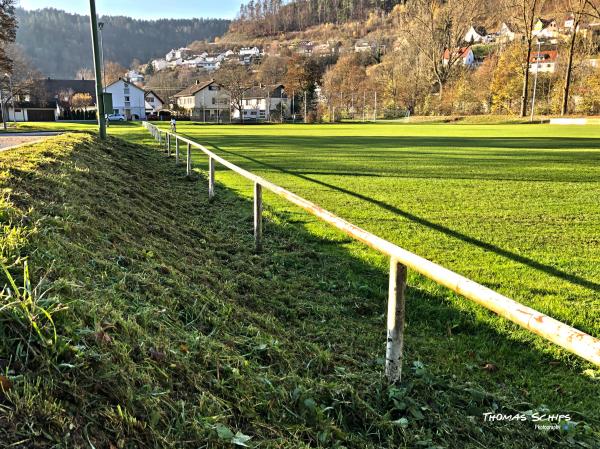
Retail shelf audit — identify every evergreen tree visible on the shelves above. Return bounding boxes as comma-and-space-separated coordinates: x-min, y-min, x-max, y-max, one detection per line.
0, 0, 17, 74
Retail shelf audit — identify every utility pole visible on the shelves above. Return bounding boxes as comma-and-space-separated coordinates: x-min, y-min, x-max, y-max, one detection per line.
89, 0, 106, 139
530, 41, 541, 123
0, 87, 6, 130
304, 90, 307, 123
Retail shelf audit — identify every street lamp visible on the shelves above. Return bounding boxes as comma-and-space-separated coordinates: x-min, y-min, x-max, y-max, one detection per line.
98, 22, 106, 92
530, 40, 542, 122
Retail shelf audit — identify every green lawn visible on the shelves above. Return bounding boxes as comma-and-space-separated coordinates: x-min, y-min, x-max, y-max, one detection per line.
141, 122, 600, 410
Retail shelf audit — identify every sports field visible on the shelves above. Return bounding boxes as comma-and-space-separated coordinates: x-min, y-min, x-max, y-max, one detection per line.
168, 122, 600, 338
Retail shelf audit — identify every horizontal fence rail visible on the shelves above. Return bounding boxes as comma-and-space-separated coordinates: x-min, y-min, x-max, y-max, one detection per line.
142, 121, 600, 381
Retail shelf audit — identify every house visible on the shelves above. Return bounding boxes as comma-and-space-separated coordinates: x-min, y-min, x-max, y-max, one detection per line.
144, 90, 164, 114
105, 78, 146, 120
529, 50, 558, 73
464, 26, 489, 43
166, 47, 192, 62
498, 22, 521, 43
4, 78, 96, 122
174, 79, 230, 122
533, 18, 558, 40
239, 47, 261, 57
152, 59, 168, 71
232, 84, 290, 121
443, 47, 476, 67
126, 70, 144, 83
355, 40, 375, 53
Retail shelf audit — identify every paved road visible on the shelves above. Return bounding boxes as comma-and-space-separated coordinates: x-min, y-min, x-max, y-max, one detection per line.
0, 132, 61, 150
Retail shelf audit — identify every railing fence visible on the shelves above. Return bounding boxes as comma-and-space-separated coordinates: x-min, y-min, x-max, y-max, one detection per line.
142, 121, 600, 383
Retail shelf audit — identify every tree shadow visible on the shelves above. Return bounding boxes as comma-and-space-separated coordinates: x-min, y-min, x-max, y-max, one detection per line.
209, 144, 600, 294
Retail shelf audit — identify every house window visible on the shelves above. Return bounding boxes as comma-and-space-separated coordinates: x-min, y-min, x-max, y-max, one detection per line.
125, 96, 130, 102
147, 97, 154, 102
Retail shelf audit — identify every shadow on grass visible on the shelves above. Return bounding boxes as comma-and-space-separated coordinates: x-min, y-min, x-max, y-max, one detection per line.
208, 145, 600, 295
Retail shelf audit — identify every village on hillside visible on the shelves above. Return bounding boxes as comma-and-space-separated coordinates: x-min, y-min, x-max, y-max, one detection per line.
2, 10, 600, 125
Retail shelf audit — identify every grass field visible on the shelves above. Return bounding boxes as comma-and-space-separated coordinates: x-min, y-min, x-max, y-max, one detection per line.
143, 123, 600, 406
4, 121, 599, 447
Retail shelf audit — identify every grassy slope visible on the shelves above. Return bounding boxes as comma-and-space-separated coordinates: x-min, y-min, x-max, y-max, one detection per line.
0, 125, 596, 448
142, 123, 600, 413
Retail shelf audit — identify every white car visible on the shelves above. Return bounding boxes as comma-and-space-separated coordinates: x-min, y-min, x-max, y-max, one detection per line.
107, 113, 126, 122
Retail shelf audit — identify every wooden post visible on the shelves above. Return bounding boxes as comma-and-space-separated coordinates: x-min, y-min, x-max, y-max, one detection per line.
254, 182, 262, 252
386, 259, 407, 384
166, 134, 171, 156
186, 142, 191, 176
208, 157, 215, 200
158, 132, 162, 146
175, 137, 180, 164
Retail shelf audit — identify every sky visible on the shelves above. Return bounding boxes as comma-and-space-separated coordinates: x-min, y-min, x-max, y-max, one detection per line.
17, 0, 244, 20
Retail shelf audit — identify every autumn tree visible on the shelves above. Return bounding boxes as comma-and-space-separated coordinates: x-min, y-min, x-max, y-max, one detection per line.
214, 61, 253, 124
0, 0, 17, 74
559, 0, 599, 115
395, 0, 479, 100
490, 43, 525, 114
103, 61, 126, 87
75, 67, 95, 80
72, 93, 94, 109
503, 0, 546, 117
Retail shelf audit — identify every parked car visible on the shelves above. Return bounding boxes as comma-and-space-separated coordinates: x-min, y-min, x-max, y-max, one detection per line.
107, 113, 126, 122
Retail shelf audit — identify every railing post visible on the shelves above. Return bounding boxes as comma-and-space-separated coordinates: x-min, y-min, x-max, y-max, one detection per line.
208, 157, 215, 200
175, 137, 180, 164
254, 182, 262, 252
167, 134, 171, 156
158, 132, 162, 146
386, 258, 407, 384
186, 142, 192, 176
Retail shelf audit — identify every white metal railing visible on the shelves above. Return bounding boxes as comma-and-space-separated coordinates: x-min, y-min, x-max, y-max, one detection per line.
142, 121, 600, 382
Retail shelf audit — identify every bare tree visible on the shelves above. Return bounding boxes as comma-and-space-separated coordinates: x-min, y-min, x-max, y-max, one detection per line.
214, 61, 253, 124
396, 0, 480, 99
75, 68, 95, 80
560, 0, 599, 115
504, 0, 546, 117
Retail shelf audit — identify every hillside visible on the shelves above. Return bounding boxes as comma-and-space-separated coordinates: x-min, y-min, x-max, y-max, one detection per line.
0, 126, 597, 447
15, 8, 230, 78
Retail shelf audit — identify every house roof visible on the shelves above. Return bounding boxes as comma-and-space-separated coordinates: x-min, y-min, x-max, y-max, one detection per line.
105, 78, 145, 92
243, 84, 286, 99
41, 78, 97, 101
443, 47, 473, 60
173, 80, 215, 98
537, 18, 556, 29
469, 25, 487, 36
144, 90, 165, 104
529, 50, 558, 63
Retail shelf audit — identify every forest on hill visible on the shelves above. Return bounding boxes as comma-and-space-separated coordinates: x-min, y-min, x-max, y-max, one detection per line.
14, 8, 230, 78
230, 0, 405, 36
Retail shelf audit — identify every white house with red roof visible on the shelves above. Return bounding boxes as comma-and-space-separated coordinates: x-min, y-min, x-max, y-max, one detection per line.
529, 50, 558, 73
442, 47, 475, 67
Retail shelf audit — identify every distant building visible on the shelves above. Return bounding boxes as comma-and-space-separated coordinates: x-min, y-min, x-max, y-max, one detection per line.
498, 22, 521, 43
105, 78, 146, 119
443, 47, 476, 67
152, 59, 168, 71
529, 49, 558, 73
355, 40, 375, 53
233, 84, 290, 121
239, 47, 261, 57
533, 18, 559, 40
144, 90, 164, 114
174, 79, 229, 122
5, 78, 96, 122
126, 70, 145, 83
464, 26, 489, 43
